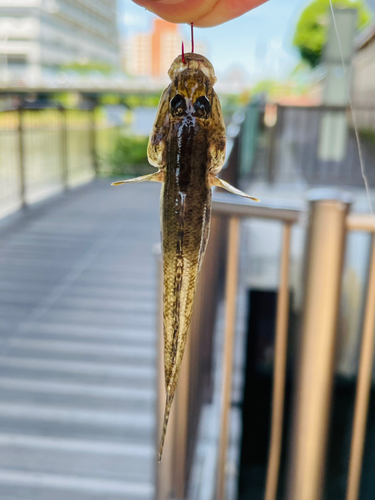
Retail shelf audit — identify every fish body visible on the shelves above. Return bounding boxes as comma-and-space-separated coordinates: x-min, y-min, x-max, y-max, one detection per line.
161, 111, 212, 459
163, 116, 211, 389
112, 53, 258, 461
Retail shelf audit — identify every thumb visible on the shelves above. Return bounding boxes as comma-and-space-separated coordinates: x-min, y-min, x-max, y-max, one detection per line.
132, 0, 267, 28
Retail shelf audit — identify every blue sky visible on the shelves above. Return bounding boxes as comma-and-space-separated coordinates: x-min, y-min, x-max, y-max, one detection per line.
118, 0, 314, 82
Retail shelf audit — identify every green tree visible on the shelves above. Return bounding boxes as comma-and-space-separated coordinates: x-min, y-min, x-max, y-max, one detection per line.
293, 0, 371, 68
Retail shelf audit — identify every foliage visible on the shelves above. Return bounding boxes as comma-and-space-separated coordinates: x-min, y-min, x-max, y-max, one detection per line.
104, 135, 153, 177
293, 0, 371, 67
220, 94, 242, 110
219, 94, 243, 119
121, 93, 163, 109
251, 80, 276, 96
97, 93, 163, 108
60, 61, 115, 75
359, 128, 375, 146
99, 94, 122, 105
50, 92, 79, 107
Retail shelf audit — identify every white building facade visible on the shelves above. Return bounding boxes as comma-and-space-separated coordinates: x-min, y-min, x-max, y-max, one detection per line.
0, 0, 119, 85
122, 33, 152, 77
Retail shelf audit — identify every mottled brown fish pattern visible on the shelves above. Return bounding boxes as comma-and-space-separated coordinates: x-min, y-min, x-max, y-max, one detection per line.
112, 53, 258, 461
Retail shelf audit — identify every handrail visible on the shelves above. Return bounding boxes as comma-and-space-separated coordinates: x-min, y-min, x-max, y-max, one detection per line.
212, 193, 302, 222
156, 184, 375, 500
0, 106, 96, 218
346, 214, 375, 232
212, 100, 375, 500
212, 193, 299, 500
213, 194, 375, 500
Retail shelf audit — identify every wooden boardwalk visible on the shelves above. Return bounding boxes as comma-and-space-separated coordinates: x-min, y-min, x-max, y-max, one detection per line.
0, 180, 161, 500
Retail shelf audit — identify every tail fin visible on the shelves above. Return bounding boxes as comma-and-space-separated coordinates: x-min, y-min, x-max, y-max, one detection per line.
158, 393, 174, 462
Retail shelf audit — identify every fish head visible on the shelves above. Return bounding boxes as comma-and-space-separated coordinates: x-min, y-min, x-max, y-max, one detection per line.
167, 53, 216, 122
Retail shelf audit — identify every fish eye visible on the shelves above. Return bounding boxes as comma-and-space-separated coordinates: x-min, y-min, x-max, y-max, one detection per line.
193, 96, 211, 118
170, 94, 186, 117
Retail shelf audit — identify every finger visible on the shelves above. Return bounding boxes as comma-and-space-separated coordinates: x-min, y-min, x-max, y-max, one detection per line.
195, 0, 268, 27
132, 0, 217, 25
132, 0, 267, 27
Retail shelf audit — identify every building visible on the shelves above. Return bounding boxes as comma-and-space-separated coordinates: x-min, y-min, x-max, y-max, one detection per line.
353, 24, 375, 106
151, 19, 181, 78
122, 19, 206, 79
0, 0, 119, 84
352, 0, 375, 105
122, 33, 152, 77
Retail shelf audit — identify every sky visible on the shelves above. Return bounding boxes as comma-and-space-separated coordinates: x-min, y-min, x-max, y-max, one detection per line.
118, 0, 314, 82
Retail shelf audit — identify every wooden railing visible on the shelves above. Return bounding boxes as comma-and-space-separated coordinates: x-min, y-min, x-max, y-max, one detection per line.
154, 188, 375, 500
154, 192, 300, 500
154, 210, 228, 500
213, 196, 299, 500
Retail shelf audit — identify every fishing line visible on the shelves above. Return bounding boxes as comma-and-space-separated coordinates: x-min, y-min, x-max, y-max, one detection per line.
182, 41, 186, 63
181, 23, 193, 62
328, 0, 374, 217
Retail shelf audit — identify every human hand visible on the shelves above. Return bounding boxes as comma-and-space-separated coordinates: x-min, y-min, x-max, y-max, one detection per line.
132, 0, 267, 28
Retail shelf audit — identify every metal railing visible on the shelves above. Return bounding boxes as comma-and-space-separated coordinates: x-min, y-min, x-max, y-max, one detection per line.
0, 105, 97, 218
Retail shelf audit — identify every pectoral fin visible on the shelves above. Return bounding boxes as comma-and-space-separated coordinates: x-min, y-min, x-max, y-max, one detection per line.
209, 176, 259, 201
112, 170, 164, 186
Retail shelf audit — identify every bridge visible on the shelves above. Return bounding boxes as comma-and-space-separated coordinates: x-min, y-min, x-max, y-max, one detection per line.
0, 75, 245, 97
2, 99, 375, 500
0, 79, 165, 97
0, 180, 160, 499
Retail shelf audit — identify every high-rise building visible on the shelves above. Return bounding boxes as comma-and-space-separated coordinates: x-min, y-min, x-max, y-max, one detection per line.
0, 0, 119, 84
122, 33, 152, 77
122, 19, 206, 79
151, 19, 180, 78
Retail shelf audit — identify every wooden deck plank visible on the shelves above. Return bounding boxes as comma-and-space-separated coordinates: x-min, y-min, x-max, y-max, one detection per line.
0, 180, 161, 499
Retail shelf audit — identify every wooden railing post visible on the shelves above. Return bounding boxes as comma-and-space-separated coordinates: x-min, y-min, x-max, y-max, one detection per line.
346, 235, 375, 500
216, 216, 240, 500
264, 222, 292, 500
154, 253, 192, 500
287, 191, 351, 500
